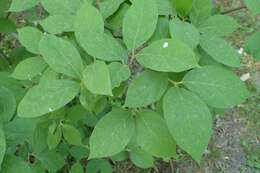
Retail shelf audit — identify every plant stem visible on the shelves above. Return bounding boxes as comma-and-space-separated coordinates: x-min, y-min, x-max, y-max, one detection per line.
221, 5, 247, 15
128, 49, 135, 66
154, 166, 159, 173
170, 160, 174, 172
96, 0, 101, 9
168, 79, 183, 87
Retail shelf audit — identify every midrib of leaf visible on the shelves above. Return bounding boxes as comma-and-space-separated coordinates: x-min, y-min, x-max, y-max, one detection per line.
184, 80, 241, 90
183, 80, 242, 106
138, 51, 195, 70
175, 89, 195, 132
132, 3, 144, 50
173, 89, 212, 160
139, 115, 166, 148
55, 84, 78, 105
55, 42, 81, 78
37, 82, 78, 104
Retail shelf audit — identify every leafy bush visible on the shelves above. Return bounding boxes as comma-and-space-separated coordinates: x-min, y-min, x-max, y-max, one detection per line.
0, 0, 259, 172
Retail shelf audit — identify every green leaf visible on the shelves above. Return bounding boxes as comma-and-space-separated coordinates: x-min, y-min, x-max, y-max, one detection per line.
169, 19, 200, 49
197, 48, 223, 67
76, 2, 103, 35
31, 163, 45, 173
156, 0, 173, 15
66, 105, 89, 123
129, 147, 154, 169
0, 0, 11, 17
9, 0, 38, 12
100, 0, 125, 18
40, 68, 59, 83
83, 61, 112, 96
18, 80, 80, 118
89, 109, 135, 158
244, 0, 260, 16
199, 15, 239, 37
1, 155, 33, 173
108, 62, 130, 89
0, 18, 16, 33
189, 0, 212, 26
18, 27, 43, 54
37, 150, 65, 173
0, 86, 16, 123
149, 16, 170, 42
81, 33, 127, 62
39, 34, 83, 78
48, 122, 56, 134
163, 87, 212, 163
172, 0, 193, 16
32, 121, 48, 154
62, 124, 82, 146
200, 35, 241, 67
183, 66, 250, 108
135, 111, 176, 158
4, 117, 38, 147
8, 47, 35, 70
0, 127, 6, 168
47, 126, 62, 149
130, 0, 173, 16
69, 146, 89, 160
111, 152, 128, 162
124, 70, 168, 108
41, 0, 82, 15
123, 0, 158, 50
0, 72, 26, 102
245, 32, 260, 60
40, 14, 75, 34
106, 3, 130, 32
75, 2, 126, 61
137, 39, 198, 72
71, 162, 84, 173
11, 57, 47, 80
86, 159, 112, 173
79, 88, 107, 114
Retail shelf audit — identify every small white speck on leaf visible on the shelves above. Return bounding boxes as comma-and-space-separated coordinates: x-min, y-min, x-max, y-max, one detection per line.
48, 108, 53, 112
163, 42, 169, 48
43, 32, 47, 36
224, 156, 230, 160
238, 48, 244, 55
240, 73, 250, 81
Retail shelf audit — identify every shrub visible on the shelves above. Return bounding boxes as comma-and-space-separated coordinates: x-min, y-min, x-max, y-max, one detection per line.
0, 0, 259, 172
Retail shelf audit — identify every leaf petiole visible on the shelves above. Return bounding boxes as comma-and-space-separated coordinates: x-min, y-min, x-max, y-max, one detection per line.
168, 79, 183, 87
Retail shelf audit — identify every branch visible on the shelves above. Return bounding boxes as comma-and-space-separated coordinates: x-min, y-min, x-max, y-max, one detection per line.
221, 5, 247, 15
96, 0, 101, 9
